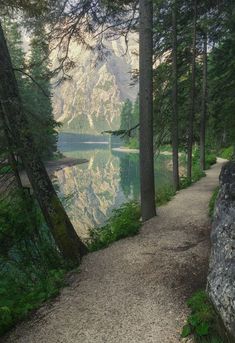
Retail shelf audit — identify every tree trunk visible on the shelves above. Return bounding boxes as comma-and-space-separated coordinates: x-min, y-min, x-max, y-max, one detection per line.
0, 106, 24, 190
200, 32, 207, 170
139, 0, 156, 221
187, 0, 197, 180
172, 0, 179, 190
0, 22, 87, 265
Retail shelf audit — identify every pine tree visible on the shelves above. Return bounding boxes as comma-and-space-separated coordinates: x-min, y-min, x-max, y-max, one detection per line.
139, 0, 156, 221
25, 26, 57, 159
0, 21, 87, 265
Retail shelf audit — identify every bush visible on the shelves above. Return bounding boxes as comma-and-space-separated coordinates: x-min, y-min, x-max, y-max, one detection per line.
88, 202, 141, 251
179, 148, 216, 189
0, 192, 67, 335
205, 153, 217, 169
156, 184, 176, 206
219, 146, 234, 160
181, 291, 226, 343
209, 187, 219, 218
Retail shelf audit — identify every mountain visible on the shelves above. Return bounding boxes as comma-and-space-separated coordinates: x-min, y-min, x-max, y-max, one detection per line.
52, 34, 139, 134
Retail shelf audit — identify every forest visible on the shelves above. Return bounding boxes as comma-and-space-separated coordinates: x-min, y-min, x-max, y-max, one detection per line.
0, 1, 235, 343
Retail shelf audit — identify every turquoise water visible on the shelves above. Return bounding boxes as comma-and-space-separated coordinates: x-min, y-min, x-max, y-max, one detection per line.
56, 133, 173, 238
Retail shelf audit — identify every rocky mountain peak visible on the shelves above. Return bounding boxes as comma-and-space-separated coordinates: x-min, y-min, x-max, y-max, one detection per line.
52, 34, 139, 134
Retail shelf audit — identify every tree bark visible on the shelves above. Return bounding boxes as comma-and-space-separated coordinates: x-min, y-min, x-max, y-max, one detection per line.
187, 0, 197, 181
0, 106, 24, 190
200, 32, 207, 170
0, 22, 87, 265
172, 0, 179, 190
139, 0, 156, 221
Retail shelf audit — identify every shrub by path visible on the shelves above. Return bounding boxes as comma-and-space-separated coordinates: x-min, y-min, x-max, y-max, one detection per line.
2, 159, 226, 343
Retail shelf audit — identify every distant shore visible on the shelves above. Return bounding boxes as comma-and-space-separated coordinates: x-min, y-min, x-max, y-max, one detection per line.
112, 147, 139, 153
45, 157, 88, 173
20, 157, 88, 187
112, 147, 178, 156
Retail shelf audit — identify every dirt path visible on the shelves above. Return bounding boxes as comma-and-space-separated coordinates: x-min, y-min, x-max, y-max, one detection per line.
3, 159, 225, 343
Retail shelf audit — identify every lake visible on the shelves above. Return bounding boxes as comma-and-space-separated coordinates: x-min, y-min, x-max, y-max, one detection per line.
56, 133, 173, 238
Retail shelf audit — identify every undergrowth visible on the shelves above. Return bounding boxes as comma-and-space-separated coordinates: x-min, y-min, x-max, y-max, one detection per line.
219, 146, 233, 160
181, 291, 228, 343
179, 149, 216, 189
156, 183, 176, 206
209, 187, 219, 218
0, 191, 68, 335
88, 201, 141, 251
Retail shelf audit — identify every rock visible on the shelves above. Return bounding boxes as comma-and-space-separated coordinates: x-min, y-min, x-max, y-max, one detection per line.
52, 34, 139, 134
207, 161, 235, 339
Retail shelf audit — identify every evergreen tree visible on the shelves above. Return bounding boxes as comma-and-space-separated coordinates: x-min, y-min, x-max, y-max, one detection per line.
139, 0, 156, 221
25, 26, 57, 159
0, 21, 87, 265
3, 18, 57, 160
120, 99, 133, 144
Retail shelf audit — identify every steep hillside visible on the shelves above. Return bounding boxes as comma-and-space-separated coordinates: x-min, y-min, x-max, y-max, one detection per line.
53, 35, 139, 134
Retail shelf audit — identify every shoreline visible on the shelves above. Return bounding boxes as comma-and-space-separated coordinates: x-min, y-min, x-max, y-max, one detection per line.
112, 147, 179, 156
20, 157, 88, 187
45, 157, 88, 173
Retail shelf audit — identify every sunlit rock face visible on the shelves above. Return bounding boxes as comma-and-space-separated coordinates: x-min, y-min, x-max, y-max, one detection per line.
52, 34, 139, 134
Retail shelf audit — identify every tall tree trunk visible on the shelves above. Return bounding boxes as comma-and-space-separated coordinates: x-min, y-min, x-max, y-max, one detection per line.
187, 0, 197, 180
0, 22, 87, 265
0, 106, 24, 190
200, 32, 207, 170
172, 0, 179, 190
139, 0, 156, 221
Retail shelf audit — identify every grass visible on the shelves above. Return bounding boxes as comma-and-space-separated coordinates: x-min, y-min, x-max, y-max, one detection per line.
156, 183, 176, 206
181, 291, 229, 343
88, 201, 141, 251
209, 187, 219, 218
219, 146, 233, 160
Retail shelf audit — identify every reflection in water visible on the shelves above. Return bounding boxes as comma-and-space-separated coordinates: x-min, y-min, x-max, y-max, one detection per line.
56, 135, 173, 238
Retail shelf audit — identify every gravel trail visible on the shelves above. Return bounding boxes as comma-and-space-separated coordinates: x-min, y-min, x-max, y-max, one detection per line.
3, 159, 225, 343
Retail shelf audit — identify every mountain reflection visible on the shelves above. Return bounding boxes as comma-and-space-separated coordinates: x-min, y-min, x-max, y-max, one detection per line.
56, 135, 173, 238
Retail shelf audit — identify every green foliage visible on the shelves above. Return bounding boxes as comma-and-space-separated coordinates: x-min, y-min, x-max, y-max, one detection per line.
181, 291, 225, 343
0, 269, 66, 335
219, 147, 234, 160
0, 165, 12, 175
0, 192, 68, 335
179, 149, 216, 189
208, 33, 235, 149
205, 153, 217, 170
128, 137, 139, 149
88, 202, 141, 251
209, 187, 219, 218
3, 18, 58, 160
119, 98, 139, 147
156, 184, 176, 206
